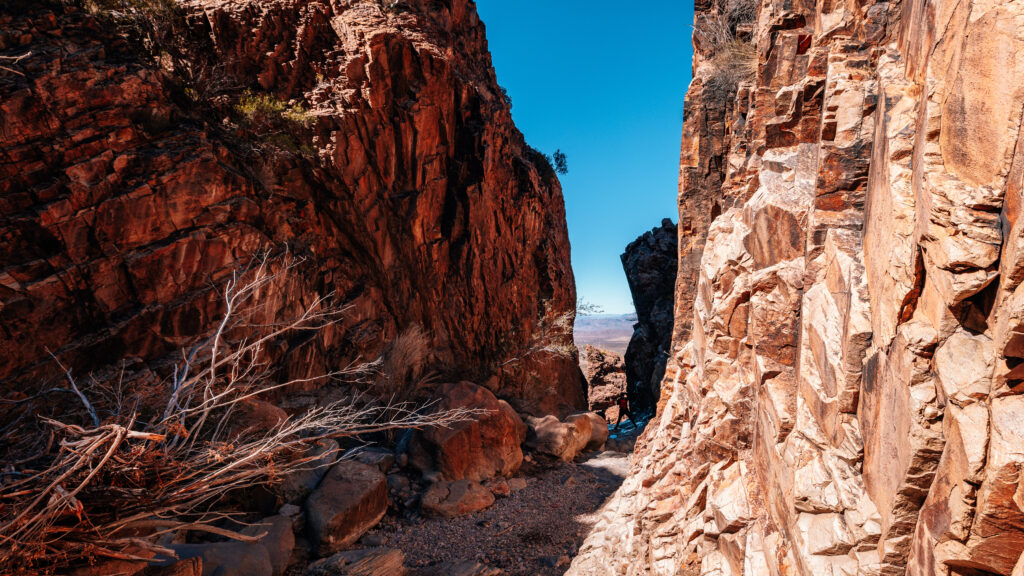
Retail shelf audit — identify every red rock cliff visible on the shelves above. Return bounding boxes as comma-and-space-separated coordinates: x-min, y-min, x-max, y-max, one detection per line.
0, 0, 586, 415
571, 0, 1024, 574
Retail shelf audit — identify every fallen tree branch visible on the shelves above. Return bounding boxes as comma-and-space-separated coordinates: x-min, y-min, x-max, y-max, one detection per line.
0, 253, 485, 575
0, 51, 30, 76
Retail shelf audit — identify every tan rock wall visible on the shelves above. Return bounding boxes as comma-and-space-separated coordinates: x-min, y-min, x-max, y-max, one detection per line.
570, 0, 1024, 574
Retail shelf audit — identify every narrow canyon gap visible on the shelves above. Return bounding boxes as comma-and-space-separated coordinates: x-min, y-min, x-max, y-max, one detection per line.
6, 0, 1024, 575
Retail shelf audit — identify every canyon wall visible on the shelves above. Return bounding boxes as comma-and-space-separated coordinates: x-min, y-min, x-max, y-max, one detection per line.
571, 0, 1024, 574
621, 218, 678, 410
0, 0, 585, 415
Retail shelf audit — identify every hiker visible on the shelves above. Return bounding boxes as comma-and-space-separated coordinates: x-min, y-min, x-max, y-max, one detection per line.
613, 393, 637, 430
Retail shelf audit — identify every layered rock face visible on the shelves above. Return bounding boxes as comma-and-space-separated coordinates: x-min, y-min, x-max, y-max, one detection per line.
571, 0, 1024, 574
584, 344, 627, 412
621, 218, 677, 409
0, 0, 585, 414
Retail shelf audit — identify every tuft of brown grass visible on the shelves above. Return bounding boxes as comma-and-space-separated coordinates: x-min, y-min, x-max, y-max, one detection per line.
692, 0, 758, 104
703, 38, 757, 101
375, 324, 434, 403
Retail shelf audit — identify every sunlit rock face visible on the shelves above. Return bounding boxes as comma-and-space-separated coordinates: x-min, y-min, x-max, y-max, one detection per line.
585, 345, 628, 413
621, 218, 677, 410
0, 0, 585, 415
570, 0, 1024, 574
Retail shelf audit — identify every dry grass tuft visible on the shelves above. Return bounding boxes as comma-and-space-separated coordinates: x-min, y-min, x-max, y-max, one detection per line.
693, 0, 759, 103
375, 324, 435, 403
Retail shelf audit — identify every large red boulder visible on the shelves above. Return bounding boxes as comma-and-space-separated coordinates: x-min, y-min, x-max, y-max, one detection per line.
409, 382, 527, 482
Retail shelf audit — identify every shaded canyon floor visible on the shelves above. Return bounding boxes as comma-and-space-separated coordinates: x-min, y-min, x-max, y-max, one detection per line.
325, 422, 647, 576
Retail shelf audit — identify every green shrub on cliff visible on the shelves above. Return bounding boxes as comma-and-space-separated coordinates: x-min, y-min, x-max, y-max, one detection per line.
234, 91, 316, 156
236, 90, 314, 127
528, 147, 569, 177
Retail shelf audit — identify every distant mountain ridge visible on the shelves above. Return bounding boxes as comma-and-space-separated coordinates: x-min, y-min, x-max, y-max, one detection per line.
573, 313, 636, 357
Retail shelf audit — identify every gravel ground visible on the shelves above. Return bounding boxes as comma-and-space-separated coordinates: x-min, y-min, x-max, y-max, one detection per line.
368, 442, 637, 576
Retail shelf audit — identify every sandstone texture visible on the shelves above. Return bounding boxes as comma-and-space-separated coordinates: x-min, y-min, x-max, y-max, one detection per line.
420, 478, 496, 518
621, 218, 678, 410
570, 0, 1024, 574
304, 548, 406, 576
242, 515, 295, 576
0, 0, 585, 415
584, 345, 628, 412
306, 460, 388, 556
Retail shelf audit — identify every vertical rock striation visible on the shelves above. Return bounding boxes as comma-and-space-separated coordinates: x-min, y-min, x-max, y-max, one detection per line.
621, 218, 678, 410
0, 0, 586, 415
571, 0, 1024, 574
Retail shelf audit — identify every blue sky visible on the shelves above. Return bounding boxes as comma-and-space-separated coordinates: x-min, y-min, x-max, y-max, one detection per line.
476, 0, 694, 314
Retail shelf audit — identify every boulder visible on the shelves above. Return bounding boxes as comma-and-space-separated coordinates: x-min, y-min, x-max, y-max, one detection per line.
305, 548, 406, 576
167, 543, 271, 576
409, 382, 526, 482
620, 219, 678, 411
583, 412, 609, 451
421, 479, 496, 518
232, 399, 287, 433
276, 439, 339, 503
354, 448, 396, 473
242, 515, 294, 576
583, 346, 627, 412
507, 478, 528, 492
484, 477, 510, 497
306, 460, 388, 556
525, 412, 605, 461
386, 473, 412, 499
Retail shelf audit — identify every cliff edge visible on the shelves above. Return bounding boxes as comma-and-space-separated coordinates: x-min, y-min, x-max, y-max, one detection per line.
571, 0, 1024, 574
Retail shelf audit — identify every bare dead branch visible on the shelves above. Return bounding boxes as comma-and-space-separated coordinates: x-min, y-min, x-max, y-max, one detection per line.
0, 51, 31, 77
0, 253, 483, 575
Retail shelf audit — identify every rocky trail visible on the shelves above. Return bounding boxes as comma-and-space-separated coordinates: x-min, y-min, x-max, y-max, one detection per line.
281, 422, 646, 576
380, 444, 634, 575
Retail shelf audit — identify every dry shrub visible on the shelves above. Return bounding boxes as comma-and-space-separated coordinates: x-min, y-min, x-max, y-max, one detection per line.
234, 90, 316, 159
500, 305, 577, 370
375, 324, 434, 402
703, 39, 757, 101
693, 0, 758, 103
74, 0, 183, 58
0, 52, 31, 77
0, 254, 483, 575
693, 12, 735, 54
719, 0, 758, 29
